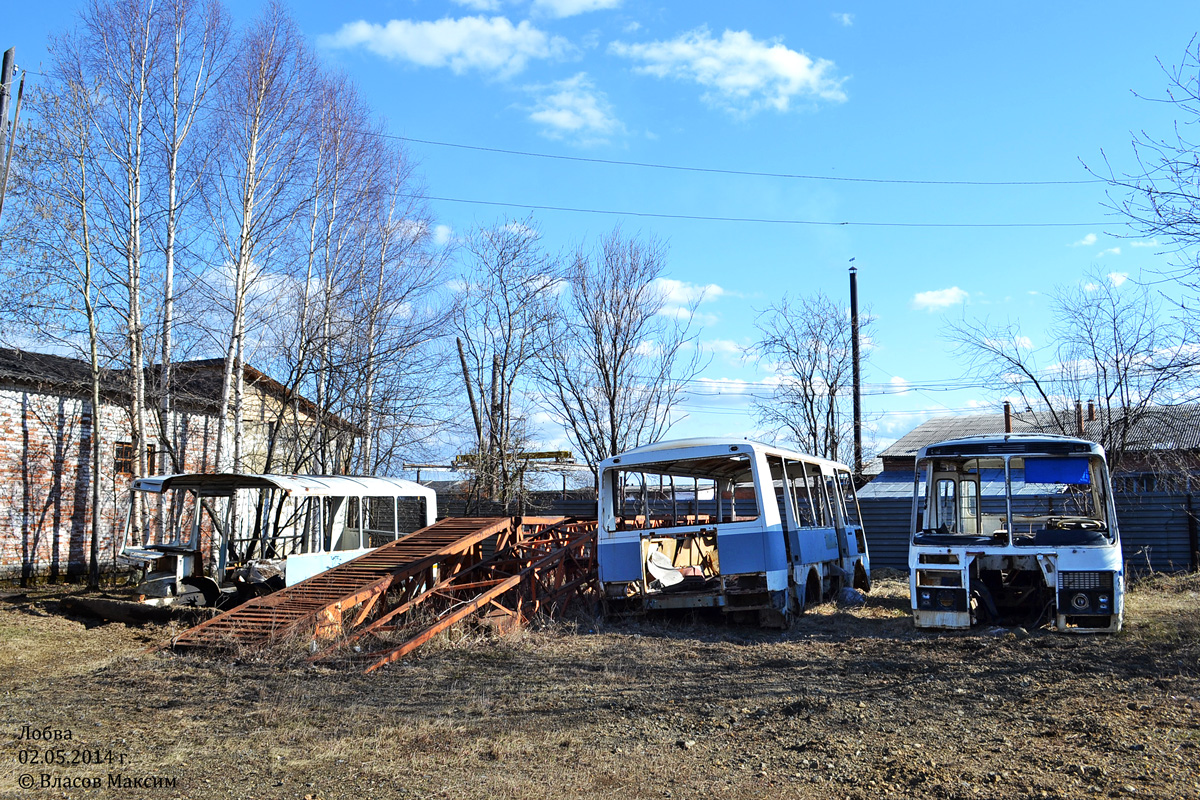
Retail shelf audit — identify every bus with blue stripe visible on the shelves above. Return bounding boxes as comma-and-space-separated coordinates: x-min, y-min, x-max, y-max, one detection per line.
597, 438, 870, 626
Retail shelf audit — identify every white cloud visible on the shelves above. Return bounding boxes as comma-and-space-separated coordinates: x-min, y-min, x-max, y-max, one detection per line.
609, 27, 846, 115
1099, 247, 1121, 257
532, 0, 621, 17
832, 12, 854, 26
662, 306, 719, 326
319, 16, 572, 78
889, 376, 910, 395
634, 340, 662, 357
911, 286, 968, 312
1071, 233, 1097, 247
1131, 239, 1159, 248
703, 338, 745, 358
654, 278, 724, 305
527, 73, 623, 144
433, 224, 453, 246
452, 0, 502, 10
623, 21, 641, 34
502, 219, 539, 238
1107, 271, 1128, 287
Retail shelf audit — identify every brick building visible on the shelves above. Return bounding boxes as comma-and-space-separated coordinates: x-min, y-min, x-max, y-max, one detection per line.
0, 349, 351, 582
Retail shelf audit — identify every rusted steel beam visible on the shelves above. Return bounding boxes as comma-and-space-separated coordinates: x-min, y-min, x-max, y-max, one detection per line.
362, 573, 526, 673
314, 574, 394, 638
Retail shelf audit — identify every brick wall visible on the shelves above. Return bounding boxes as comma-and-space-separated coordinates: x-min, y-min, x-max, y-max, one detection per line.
0, 383, 226, 582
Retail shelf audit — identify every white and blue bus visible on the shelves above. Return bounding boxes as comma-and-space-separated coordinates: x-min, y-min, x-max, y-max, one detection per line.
909, 434, 1124, 632
598, 438, 870, 626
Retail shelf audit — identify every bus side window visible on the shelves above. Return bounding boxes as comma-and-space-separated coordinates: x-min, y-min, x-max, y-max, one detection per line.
811, 468, 834, 527
825, 474, 846, 527
790, 460, 818, 527
838, 470, 863, 528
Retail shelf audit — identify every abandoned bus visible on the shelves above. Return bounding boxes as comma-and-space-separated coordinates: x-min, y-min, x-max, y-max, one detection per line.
118, 474, 436, 605
597, 438, 870, 625
909, 434, 1123, 632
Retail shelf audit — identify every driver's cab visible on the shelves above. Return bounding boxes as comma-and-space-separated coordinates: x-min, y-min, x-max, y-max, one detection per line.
917, 453, 1113, 548
909, 434, 1124, 633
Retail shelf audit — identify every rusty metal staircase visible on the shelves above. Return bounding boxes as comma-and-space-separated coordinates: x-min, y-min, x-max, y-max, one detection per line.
315, 517, 597, 672
170, 517, 598, 668
170, 517, 515, 651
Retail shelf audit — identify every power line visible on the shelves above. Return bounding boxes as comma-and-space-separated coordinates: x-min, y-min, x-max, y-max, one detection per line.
395, 136, 1104, 187
22, 69, 1105, 189
13, 140, 1107, 228
418, 194, 1102, 229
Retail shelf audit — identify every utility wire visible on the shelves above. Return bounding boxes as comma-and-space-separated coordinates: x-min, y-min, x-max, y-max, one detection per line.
395, 136, 1104, 187
418, 194, 1102, 229
14, 137, 1108, 228
22, 69, 1104, 189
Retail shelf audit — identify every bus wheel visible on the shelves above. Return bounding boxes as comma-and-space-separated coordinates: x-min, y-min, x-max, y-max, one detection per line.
854, 563, 871, 593
805, 570, 822, 607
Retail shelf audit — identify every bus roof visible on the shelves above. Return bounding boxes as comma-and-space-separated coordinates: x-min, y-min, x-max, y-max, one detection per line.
916, 433, 1106, 461
131, 473, 435, 500
600, 437, 850, 471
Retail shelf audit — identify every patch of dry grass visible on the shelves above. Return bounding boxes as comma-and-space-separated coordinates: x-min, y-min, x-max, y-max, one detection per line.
1124, 570, 1200, 645
2, 572, 1199, 799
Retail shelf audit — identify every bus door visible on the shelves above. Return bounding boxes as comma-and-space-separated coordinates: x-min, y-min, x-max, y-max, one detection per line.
791, 461, 839, 565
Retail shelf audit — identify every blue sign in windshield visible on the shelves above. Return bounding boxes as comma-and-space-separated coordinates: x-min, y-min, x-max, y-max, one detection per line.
1024, 457, 1091, 485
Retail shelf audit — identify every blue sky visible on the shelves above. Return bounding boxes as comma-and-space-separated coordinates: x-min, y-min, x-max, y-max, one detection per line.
5, 1, 1198, 460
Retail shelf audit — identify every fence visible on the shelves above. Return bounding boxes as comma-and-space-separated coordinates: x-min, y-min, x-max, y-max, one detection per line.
437, 491, 1200, 574
859, 492, 1200, 573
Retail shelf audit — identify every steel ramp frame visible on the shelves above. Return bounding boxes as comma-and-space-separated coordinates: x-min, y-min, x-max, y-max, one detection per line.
169, 517, 516, 651
304, 518, 597, 672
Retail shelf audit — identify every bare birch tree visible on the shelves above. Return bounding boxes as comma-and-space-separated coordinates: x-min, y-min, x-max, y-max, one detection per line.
146, 0, 230, 473
1, 76, 114, 586
752, 291, 872, 462
67, 0, 162, 492
344, 160, 453, 475
454, 219, 560, 507
208, 2, 316, 472
535, 227, 706, 483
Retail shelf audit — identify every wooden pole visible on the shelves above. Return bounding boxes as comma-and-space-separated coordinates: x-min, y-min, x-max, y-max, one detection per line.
849, 261, 862, 477
0, 49, 16, 222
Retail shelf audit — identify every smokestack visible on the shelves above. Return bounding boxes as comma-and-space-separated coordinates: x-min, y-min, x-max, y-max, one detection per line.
1003, 401, 1012, 433
1087, 400, 1096, 422
1075, 400, 1084, 436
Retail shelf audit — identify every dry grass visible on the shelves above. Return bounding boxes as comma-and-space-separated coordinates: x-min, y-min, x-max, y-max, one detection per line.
1, 573, 1198, 799
1124, 570, 1200, 645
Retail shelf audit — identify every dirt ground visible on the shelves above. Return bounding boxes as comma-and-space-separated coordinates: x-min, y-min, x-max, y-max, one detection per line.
1, 572, 1198, 800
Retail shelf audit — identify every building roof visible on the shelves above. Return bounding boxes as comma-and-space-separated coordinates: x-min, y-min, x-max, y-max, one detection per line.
880, 404, 1200, 465
0, 348, 115, 394
0, 349, 350, 429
